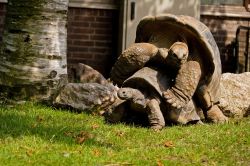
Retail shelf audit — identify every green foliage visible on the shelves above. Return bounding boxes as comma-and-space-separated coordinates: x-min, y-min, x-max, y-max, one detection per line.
0, 103, 249, 165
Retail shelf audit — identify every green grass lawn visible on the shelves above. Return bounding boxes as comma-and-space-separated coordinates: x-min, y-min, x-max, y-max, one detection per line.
0, 102, 249, 166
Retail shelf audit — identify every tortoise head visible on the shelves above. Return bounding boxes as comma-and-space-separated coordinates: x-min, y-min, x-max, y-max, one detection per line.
118, 88, 134, 100
165, 42, 189, 68
118, 87, 145, 100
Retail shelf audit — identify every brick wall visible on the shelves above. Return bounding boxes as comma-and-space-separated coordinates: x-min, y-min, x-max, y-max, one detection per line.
236, 26, 250, 72
67, 7, 119, 79
200, 5, 250, 73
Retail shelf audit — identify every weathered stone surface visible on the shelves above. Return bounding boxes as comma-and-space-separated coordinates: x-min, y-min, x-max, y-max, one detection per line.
53, 83, 118, 112
219, 72, 250, 118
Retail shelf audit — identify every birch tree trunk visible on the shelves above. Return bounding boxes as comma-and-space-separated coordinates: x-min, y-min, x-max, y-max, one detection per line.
0, 0, 69, 102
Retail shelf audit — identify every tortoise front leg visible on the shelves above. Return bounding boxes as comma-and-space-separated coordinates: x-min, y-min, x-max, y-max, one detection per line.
206, 105, 228, 123
146, 98, 165, 130
163, 60, 201, 109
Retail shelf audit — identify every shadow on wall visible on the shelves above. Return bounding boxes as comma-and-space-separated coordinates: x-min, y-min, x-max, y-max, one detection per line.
146, 0, 200, 17
200, 5, 236, 73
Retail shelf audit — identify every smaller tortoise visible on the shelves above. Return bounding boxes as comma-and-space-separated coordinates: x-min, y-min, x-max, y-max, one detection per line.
111, 67, 201, 130
111, 14, 228, 123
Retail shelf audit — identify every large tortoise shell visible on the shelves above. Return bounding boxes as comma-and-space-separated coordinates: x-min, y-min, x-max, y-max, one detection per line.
135, 14, 222, 104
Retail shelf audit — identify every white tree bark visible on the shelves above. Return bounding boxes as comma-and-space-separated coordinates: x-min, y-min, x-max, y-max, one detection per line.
0, 0, 69, 102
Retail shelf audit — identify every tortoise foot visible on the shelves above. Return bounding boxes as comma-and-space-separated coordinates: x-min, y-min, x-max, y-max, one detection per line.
206, 105, 228, 123
163, 89, 186, 109
99, 95, 116, 109
196, 120, 204, 125
147, 99, 165, 129
163, 61, 201, 110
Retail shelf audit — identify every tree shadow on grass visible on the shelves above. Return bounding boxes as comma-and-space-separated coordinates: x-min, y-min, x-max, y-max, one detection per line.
0, 105, 121, 150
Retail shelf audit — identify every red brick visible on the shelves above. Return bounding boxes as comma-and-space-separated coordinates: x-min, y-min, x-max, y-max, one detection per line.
95, 17, 113, 22
68, 46, 89, 52
73, 40, 94, 46
0, 4, 5, 11
98, 10, 105, 16
70, 52, 94, 59
68, 34, 89, 40
89, 47, 107, 53
90, 35, 111, 41
90, 22, 112, 29
95, 41, 112, 47
69, 22, 90, 27
104, 12, 114, 17
95, 29, 112, 35
67, 40, 73, 45
72, 28, 94, 34
74, 9, 97, 16
74, 16, 95, 22
67, 59, 87, 64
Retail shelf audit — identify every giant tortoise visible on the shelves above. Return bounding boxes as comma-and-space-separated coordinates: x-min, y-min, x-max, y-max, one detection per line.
110, 14, 228, 124
116, 67, 202, 130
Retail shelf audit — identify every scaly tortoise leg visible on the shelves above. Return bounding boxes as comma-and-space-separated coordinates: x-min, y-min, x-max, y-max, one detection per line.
163, 60, 201, 109
146, 98, 165, 130
196, 87, 228, 123
206, 105, 228, 123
